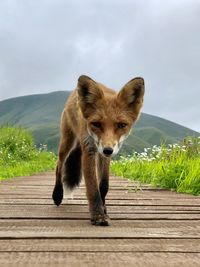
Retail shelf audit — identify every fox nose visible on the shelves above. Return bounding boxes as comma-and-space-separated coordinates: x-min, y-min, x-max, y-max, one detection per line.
103, 147, 113, 156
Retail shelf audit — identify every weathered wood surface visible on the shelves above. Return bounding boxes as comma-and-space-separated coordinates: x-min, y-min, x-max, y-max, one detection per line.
0, 172, 200, 267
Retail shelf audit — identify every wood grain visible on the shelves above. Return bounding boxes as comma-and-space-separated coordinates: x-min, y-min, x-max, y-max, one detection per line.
0, 171, 200, 266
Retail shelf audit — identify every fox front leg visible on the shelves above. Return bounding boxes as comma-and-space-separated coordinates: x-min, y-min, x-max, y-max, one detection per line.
97, 154, 110, 216
82, 150, 110, 226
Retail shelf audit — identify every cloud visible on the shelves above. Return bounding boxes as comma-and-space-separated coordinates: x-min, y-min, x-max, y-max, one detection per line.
0, 0, 200, 131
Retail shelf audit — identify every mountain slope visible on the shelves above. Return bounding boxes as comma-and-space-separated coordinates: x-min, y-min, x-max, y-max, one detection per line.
0, 91, 69, 127
0, 91, 199, 153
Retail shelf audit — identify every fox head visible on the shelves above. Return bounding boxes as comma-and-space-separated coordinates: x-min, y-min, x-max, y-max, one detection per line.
77, 75, 145, 157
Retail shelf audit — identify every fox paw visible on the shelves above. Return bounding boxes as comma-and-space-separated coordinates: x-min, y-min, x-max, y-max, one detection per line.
91, 214, 110, 226
52, 184, 63, 206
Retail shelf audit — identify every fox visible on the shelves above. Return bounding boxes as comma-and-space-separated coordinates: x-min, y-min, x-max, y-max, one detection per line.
52, 75, 145, 226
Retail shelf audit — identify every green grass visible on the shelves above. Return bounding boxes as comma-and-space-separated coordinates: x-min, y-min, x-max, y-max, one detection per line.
110, 137, 200, 195
0, 126, 56, 180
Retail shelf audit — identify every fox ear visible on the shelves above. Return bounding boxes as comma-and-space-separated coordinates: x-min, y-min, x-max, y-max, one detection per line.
77, 75, 104, 104
117, 77, 145, 118
77, 75, 104, 117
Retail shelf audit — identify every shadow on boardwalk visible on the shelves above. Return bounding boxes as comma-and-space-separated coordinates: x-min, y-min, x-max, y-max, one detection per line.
0, 172, 200, 267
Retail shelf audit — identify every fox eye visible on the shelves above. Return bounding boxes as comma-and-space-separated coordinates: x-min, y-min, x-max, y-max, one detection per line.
117, 122, 127, 129
91, 122, 101, 129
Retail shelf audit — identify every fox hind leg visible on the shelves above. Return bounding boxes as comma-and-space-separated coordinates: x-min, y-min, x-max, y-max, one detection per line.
53, 165, 64, 206
62, 142, 82, 196
52, 122, 75, 206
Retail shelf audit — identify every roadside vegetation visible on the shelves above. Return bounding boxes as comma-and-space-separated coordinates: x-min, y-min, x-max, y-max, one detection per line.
1, 126, 199, 196
0, 126, 56, 180
111, 137, 200, 195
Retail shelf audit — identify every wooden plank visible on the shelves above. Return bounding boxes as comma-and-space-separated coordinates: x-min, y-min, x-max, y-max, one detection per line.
1, 171, 200, 267
0, 219, 200, 238
1, 187, 167, 193
1, 180, 152, 187
1, 198, 200, 207
1, 201, 200, 210
0, 238, 200, 252
0, 205, 200, 220
0, 173, 142, 182
1, 213, 200, 220
1, 179, 136, 185
0, 190, 199, 201
0, 252, 199, 267
0, 176, 143, 186
0, 187, 169, 194
1, 204, 200, 212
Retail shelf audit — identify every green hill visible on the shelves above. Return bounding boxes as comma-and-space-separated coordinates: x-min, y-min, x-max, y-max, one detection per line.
0, 91, 199, 154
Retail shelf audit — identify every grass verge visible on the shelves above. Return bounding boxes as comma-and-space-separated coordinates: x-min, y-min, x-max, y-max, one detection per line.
110, 137, 200, 195
0, 126, 56, 180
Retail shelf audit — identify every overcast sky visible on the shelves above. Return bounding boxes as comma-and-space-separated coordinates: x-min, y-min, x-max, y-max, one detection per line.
0, 0, 200, 131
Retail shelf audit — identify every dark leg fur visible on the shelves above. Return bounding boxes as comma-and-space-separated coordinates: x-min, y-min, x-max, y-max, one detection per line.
52, 166, 63, 206
97, 154, 110, 216
90, 191, 109, 226
81, 147, 109, 226
53, 143, 82, 205
62, 143, 82, 189
99, 178, 109, 214
52, 125, 75, 206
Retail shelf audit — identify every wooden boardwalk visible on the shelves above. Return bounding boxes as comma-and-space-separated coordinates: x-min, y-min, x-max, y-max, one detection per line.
0, 172, 200, 267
